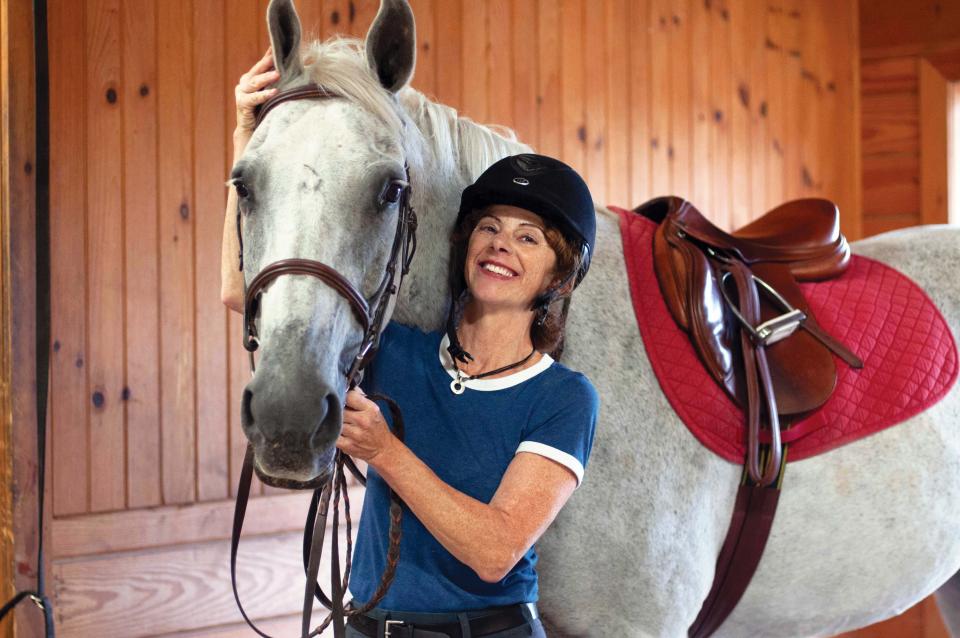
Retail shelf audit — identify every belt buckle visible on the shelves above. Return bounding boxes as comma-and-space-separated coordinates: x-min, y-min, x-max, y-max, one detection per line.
384, 619, 406, 638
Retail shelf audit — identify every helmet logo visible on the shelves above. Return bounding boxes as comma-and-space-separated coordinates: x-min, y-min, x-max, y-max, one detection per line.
512, 177, 530, 186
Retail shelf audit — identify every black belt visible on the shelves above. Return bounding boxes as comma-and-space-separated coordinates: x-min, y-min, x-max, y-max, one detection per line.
348, 603, 537, 638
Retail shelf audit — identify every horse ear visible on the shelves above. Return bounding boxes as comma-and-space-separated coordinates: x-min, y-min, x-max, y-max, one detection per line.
267, 0, 304, 81
365, 0, 416, 93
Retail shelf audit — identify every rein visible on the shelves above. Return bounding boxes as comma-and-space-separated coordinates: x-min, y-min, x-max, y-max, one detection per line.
231, 84, 418, 638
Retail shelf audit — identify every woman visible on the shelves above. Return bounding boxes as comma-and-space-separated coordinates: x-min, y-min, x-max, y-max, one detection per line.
222, 51, 599, 638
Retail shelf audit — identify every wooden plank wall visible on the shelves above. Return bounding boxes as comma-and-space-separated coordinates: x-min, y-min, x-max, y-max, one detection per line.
41, 0, 861, 635
859, 0, 958, 237
861, 56, 950, 237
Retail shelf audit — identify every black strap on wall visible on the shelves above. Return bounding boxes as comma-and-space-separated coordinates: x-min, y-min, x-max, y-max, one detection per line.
0, 0, 55, 634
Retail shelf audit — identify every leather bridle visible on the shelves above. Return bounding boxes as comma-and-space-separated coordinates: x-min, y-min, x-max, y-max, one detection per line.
231, 84, 417, 638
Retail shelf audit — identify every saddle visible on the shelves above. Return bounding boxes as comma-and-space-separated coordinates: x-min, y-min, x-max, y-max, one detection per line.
641, 196, 863, 485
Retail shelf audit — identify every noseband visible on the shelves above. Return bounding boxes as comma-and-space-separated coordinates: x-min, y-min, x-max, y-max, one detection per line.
231, 84, 416, 638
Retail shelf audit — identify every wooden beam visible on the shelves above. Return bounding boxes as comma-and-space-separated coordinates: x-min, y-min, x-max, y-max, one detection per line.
50, 488, 361, 559
919, 57, 949, 225
860, 0, 960, 58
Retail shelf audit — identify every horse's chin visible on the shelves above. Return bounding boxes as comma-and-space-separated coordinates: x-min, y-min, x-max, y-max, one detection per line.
251, 446, 337, 490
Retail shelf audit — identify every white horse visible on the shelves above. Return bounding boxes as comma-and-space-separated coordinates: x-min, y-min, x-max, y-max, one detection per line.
235, 0, 960, 635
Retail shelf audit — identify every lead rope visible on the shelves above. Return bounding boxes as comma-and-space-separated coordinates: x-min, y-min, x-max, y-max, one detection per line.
230, 359, 405, 638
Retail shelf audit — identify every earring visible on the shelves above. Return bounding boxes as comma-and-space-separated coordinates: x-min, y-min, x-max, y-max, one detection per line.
535, 305, 548, 327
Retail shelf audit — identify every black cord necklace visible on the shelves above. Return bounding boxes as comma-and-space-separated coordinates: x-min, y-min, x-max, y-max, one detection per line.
450, 345, 538, 395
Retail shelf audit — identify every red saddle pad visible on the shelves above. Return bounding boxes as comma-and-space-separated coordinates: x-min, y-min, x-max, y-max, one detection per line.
612, 206, 959, 462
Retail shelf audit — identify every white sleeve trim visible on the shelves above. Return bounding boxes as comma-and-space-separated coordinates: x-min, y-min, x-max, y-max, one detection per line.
515, 441, 584, 487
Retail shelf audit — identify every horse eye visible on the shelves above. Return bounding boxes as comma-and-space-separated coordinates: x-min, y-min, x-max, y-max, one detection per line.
234, 180, 250, 199
382, 182, 405, 205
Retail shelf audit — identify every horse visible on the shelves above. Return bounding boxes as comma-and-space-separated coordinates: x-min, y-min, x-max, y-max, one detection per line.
234, 0, 960, 635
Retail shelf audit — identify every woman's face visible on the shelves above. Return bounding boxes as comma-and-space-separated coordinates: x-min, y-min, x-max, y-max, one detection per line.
464, 205, 558, 313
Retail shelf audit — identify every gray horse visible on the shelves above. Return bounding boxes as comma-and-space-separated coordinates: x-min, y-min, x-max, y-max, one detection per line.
234, 0, 960, 635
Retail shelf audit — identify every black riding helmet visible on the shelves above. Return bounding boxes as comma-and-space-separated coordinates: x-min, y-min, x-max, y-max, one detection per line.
456, 153, 596, 287
446, 154, 596, 363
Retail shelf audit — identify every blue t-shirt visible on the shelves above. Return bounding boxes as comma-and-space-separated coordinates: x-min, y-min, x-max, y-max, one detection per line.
349, 322, 599, 612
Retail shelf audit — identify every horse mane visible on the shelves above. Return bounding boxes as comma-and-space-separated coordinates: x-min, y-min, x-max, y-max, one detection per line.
300, 37, 530, 184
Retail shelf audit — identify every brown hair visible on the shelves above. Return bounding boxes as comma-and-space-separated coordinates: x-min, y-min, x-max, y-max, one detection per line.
449, 207, 583, 356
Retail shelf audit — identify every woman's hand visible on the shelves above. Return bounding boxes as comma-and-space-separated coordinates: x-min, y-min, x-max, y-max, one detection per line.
234, 47, 280, 145
337, 389, 397, 464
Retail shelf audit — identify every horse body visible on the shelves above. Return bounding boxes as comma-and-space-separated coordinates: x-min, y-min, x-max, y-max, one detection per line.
242, 1, 960, 634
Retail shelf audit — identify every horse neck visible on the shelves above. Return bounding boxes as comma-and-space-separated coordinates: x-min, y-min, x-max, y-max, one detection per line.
391, 90, 531, 331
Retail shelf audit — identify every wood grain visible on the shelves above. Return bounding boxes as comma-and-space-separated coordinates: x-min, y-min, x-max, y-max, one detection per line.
122, 0, 162, 510
85, 0, 126, 514
535, 0, 561, 159
51, 490, 352, 558
157, 0, 197, 505
194, 0, 229, 503
49, 0, 90, 517
919, 58, 949, 226
604, 0, 629, 207
648, 0, 670, 198
53, 529, 352, 637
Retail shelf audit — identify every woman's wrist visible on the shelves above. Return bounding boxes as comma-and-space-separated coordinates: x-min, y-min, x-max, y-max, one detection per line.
232, 127, 252, 157
367, 432, 404, 474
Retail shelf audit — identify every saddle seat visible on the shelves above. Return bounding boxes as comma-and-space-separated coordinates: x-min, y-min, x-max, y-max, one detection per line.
640, 196, 860, 421
669, 197, 850, 280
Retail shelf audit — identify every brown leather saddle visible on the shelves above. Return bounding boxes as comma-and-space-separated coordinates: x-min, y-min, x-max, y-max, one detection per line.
643, 196, 862, 485
637, 196, 863, 637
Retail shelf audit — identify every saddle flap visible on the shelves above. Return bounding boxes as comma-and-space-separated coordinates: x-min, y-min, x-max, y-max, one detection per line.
747, 263, 837, 415
652, 211, 839, 416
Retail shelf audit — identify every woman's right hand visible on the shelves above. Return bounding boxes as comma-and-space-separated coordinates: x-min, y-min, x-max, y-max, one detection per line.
234, 47, 280, 145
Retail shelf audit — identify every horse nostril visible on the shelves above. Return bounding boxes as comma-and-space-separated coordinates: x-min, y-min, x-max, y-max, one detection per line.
309, 393, 341, 451
242, 388, 255, 430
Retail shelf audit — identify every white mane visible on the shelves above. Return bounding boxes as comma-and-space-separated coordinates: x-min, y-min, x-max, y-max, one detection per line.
300, 37, 530, 184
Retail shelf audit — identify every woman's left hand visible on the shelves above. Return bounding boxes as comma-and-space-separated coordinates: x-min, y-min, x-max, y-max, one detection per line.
337, 389, 396, 464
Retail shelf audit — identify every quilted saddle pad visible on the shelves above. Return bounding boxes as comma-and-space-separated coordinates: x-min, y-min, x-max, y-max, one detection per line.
612, 206, 959, 462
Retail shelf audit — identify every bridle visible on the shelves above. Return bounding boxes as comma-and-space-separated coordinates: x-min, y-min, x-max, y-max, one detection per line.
231, 84, 418, 638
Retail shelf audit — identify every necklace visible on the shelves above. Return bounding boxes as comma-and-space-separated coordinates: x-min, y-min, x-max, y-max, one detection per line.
450, 346, 538, 395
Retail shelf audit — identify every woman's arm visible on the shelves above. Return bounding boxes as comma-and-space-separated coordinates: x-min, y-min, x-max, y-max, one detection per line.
221, 48, 279, 314
221, 132, 249, 313
339, 390, 578, 583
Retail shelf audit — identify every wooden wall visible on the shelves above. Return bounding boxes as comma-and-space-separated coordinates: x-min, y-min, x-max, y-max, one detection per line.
861, 55, 949, 236
860, 0, 957, 237
32, 0, 863, 635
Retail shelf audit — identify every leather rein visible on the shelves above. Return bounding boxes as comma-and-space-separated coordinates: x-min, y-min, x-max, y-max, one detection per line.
231, 84, 417, 638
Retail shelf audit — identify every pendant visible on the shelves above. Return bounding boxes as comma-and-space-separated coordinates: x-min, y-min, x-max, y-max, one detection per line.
450, 377, 465, 395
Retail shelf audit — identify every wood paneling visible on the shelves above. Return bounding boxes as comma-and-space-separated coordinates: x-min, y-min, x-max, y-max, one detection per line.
122, 0, 162, 510
861, 0, 960, 61
861, 52, 951, 236
920, 58, 949, 225
50, 0, 89, 518
38, 1, 864, 634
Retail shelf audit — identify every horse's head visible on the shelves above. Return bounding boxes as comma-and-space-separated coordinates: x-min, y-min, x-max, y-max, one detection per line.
234, 0, 419, 487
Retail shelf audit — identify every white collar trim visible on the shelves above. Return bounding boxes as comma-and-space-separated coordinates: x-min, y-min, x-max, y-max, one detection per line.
438, 333, 554, 392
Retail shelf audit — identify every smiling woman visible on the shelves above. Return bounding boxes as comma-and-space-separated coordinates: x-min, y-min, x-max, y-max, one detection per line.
337, 153, 600, 637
